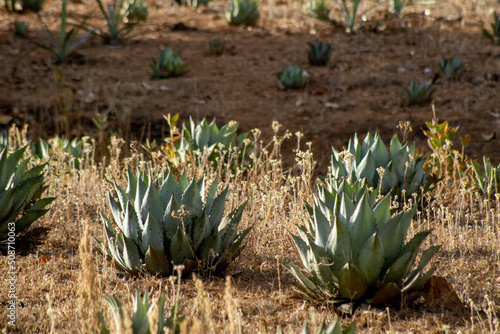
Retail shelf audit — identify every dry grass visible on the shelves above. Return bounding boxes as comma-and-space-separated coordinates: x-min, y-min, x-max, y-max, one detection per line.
0, 118, 499, 333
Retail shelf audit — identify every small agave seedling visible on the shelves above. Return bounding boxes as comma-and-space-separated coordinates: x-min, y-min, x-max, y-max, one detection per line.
32, 136, 86, 169
151, 48, 188, 79
438, 55, 464, 81
401, 80, 435, 106
278, 65, 307, 89
284, 182, 439, 312
329, 132, 429, 200
97, 169, 252, 277
308, 41, 331, 66
0, 146, 56, 250
482, 12, 500, 44
470, 156, 500, 199
13, 20, 29, 38
209, 38, 225, 56
226, 0, 260, 27
99, 291, 184, 334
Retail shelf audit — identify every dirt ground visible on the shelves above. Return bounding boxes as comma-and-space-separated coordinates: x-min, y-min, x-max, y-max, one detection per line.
1, 0, 500, 172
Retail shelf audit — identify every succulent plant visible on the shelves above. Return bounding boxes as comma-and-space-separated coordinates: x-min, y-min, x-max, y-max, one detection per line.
126, 0, 148, 22
151, 48, 188, 79
13, 20, 29, 38
329, 133, 429, 200
0, 146, 55, 250
438, 55, 464, 81
97, 169, 251, 277
226, 0, 260, 27
209, 38, 225, 56
99, 291, 183, 334
173, 117, 251, 168
470, 156, 500, 199
308, 41, 331, 66
401, 81, 435, 106
278, 65, 307, 90
33, 137, 85, 169
284, 183, 439, 311
482, 12, 500, 45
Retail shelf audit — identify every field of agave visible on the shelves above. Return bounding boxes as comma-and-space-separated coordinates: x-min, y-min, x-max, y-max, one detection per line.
1, 0, 500, 332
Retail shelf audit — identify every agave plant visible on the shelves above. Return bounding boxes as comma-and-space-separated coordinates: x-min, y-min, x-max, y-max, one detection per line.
284, 182, 439, 311
99, 291, 183, 334
226, 0, 260, 27
329, 133, 429, 200
438, 55, 464, 81
307, 0, 332, 22
308, 41, 331, 66
0, 146, 55, 250
209, 38, 225, 56
151, 48, 188, 79
35, 0, 92, 63
278, 65, 307, 89
97, 169, 251, 277
172, 117, 251, 168
32, 137, 85, 169
401, 80, 435, 106
482, 12, 500, 45
470, 156, 500, 199
126, 0, 148, 22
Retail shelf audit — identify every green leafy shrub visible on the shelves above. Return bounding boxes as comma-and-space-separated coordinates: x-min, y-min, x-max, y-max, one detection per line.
329, 132, 429, 200
401, 81, 434, 106
470, 156, 500, 199
278, 65, 307, 89
12, 20, 29, 38
97, 169, 252, 277
226, 0, 260, 27
482, 12, 500, 44
35, 0, 91, 63
0, 146, 55, 250
209, 39, 225, 56
151, 48, 188, 79
308, 41, 331, 66
284, 183, 438, 311
99, 291, 183, 334
438, 55, 464, 81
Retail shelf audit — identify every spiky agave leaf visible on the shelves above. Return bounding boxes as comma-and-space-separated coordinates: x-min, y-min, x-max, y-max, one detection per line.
284, 185, 438, 310
98, 168, 251, 277
0, 146, 56, 250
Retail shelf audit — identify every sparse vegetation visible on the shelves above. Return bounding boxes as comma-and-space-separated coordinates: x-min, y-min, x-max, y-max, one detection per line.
12, 20, 29, 38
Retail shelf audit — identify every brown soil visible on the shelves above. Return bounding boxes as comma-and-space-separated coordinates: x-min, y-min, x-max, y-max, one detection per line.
1, 0, 500, 172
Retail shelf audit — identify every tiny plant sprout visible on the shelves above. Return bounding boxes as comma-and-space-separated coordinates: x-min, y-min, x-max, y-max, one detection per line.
209, 39, 225, 56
